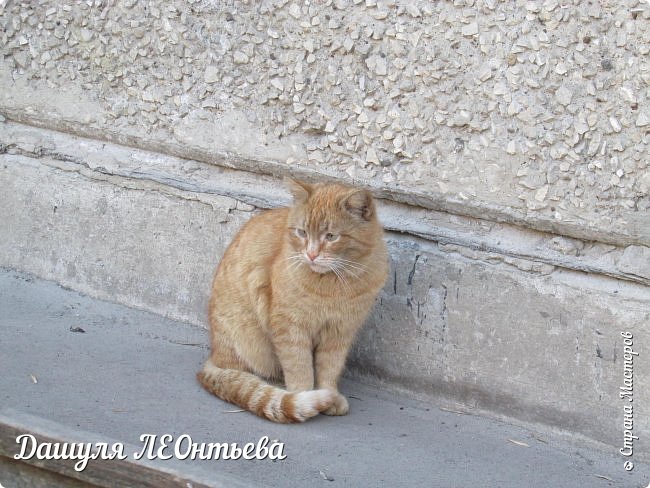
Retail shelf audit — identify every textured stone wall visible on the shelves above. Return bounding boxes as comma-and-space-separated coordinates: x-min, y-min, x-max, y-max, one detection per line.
1, 0, 649, 246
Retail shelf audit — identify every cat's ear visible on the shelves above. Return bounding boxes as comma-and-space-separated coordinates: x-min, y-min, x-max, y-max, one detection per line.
285, 178, 313, 203
342, 189, 375, 221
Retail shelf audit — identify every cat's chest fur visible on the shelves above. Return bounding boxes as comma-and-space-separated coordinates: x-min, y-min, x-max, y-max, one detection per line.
274, 268, 381, 332
299, 284, 371, 321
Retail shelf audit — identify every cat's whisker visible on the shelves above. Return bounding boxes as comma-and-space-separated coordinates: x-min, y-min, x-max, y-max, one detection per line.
323, 260, 348, 288
340, 266, 361, 280
320, 255, 368, 271
333, 265, 355, 292
333, 260, 369, 274
329, 264, 352, 294
319, 257, 365, 279
333, 259, 366, 272
330, 256, 369, 268
285, 254, 305, 273
327, 261, 361, 279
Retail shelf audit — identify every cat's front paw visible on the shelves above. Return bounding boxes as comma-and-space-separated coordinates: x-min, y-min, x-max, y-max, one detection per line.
322, 391, 349, 416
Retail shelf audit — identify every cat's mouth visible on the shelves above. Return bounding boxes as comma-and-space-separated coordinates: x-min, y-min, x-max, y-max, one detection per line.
307, 262, 330, 274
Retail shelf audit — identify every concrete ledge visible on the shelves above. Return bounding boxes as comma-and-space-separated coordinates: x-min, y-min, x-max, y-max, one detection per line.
2, 111, 648, 249
3, 121, 649, 287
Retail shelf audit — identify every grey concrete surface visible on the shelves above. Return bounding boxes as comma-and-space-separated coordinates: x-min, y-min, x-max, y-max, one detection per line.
1, 269, 649, 488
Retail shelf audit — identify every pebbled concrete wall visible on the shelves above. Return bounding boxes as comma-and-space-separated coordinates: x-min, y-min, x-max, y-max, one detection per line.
0, 0, 649, 246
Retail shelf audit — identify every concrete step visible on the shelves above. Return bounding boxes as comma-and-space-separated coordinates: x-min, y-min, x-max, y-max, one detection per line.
1, 269, 648, 487
3, 122, 650, 454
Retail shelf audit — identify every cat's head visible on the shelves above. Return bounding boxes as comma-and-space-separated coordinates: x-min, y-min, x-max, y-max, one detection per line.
285, 179, 382, 275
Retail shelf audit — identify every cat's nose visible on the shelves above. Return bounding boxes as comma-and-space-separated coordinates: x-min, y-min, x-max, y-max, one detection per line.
306, 251, 319, 262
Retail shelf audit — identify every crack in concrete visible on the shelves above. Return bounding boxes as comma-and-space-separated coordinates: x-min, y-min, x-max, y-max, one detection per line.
3, 122, 649, 288
6, 146, 237, 215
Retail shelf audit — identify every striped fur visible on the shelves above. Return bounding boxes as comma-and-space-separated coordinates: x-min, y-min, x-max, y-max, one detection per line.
197, 361, 335, 423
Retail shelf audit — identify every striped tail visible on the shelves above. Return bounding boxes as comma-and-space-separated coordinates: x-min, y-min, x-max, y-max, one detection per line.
197, 361, 335, 423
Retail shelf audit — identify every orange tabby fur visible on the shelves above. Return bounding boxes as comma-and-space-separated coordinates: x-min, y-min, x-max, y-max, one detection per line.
197, 179, 388, 423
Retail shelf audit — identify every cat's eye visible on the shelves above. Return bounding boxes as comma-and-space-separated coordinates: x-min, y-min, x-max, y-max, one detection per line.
325, 232, 339, 242
295, 228, 307, 238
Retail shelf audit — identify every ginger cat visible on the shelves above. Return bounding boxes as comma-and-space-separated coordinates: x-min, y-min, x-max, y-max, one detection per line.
197, 179, 388, 423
